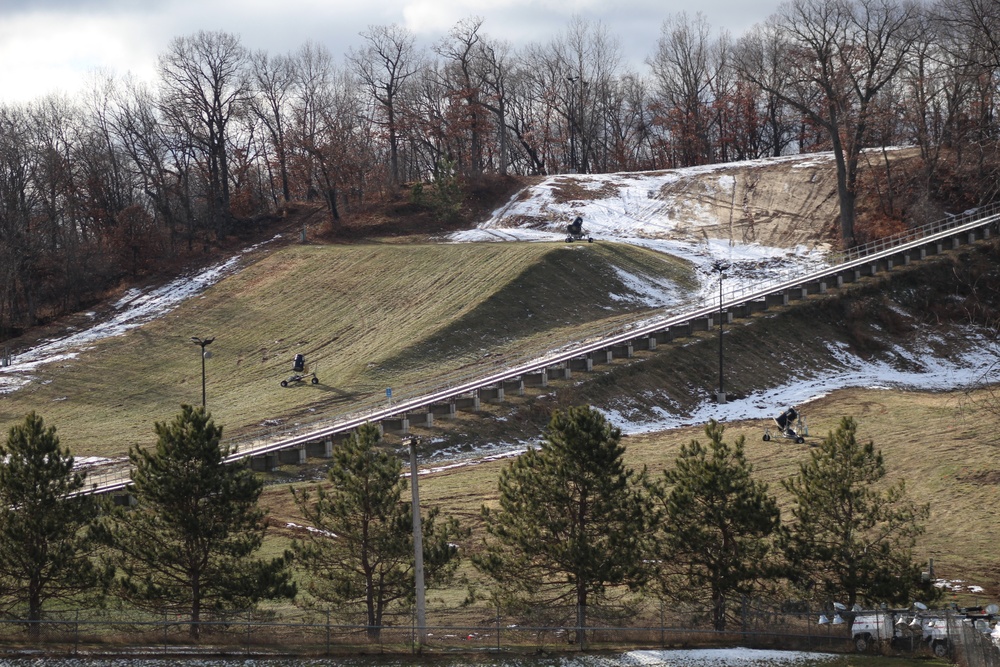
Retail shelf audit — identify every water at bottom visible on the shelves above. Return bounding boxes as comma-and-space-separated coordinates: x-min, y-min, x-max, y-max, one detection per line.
0, 647, 848, 667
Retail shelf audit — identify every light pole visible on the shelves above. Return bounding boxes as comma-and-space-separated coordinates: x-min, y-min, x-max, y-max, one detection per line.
403, 435, 427, 647
191, 336, 214, 409
711, 261, 730, 403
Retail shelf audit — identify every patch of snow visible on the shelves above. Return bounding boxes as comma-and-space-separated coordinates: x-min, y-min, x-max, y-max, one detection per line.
285, 522, 336, 538
621, 648, 840, 666
609, 266, 686, 307
601, 335, 995, 435
0, 236, 280, 395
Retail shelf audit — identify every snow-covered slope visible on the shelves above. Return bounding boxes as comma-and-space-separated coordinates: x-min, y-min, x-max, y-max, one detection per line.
447, 150, 997, 433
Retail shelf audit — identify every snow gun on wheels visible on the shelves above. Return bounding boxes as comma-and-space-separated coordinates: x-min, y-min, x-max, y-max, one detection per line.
565, 216, 593, 243
280, 353, 319, 387
763, 407, 806, 444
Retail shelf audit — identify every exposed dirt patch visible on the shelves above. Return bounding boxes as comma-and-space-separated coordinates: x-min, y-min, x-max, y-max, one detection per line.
956, 469, 1000, 486
549, 177, 621, 203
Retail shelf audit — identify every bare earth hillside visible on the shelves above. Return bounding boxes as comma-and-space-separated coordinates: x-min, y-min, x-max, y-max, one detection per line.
474, 151, 855, 250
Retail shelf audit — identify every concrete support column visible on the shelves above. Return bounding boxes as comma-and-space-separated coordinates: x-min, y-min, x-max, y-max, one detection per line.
324, 439, 333, 457
611, 343, 634, 358
765, 292, 789, 308
525, 369, 547, 387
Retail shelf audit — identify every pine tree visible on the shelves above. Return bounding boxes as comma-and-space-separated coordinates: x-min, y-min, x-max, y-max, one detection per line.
105, 405, 295, 639
473, 405, 654, 646
652, 419, 781, 631
291, 423, 464, 640
781, 416, 928, 608
0, 412, 111, 638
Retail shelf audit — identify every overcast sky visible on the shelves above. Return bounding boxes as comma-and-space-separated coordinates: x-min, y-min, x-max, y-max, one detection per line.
0, 0, 780, 104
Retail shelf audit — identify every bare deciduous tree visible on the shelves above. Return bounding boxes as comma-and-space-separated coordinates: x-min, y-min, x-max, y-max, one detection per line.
249, 50, 296, 205
350, 24, 421, 187
158, 30, 248, 235
735, 0, 921, 247
648, 12, 715, 166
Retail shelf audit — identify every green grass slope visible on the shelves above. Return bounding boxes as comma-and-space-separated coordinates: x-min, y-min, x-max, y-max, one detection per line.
0, 241, 696, 458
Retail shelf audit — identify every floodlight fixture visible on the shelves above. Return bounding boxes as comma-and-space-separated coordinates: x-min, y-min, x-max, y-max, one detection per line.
191, 336, 215, 409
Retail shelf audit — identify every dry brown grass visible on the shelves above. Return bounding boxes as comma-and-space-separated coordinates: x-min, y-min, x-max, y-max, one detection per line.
259, 385, 1000, 617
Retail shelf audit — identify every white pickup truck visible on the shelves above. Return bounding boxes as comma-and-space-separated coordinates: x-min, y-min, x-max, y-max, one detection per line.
850, 612, 898, 652
919, 617, 949, 657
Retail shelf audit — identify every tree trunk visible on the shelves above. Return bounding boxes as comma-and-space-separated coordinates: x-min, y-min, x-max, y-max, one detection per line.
28, 577, 41, 641
366, 568, 380, 641
190, 575, 201, 640
829, 123, 856, 248
712, 589, 726, 632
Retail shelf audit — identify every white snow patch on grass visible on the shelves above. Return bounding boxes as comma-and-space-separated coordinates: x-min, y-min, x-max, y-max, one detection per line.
0, 236, 280, 395
621, 648, 840, 666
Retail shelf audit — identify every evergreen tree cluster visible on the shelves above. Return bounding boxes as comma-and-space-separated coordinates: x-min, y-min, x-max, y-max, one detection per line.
0, 405, 929, 641
475, 408, 932, 635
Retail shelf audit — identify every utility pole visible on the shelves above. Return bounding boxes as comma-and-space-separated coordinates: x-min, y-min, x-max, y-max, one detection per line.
404, 436, 427, 647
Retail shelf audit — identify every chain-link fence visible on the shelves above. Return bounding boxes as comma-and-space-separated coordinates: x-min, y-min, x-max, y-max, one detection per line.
0, 601, 972, 659
949, 613, 1000, 667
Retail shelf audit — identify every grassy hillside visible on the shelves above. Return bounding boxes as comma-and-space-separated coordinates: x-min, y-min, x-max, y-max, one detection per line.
271, 240, 1000, 602
260, 385, 1000, 612
0, 240, 696, 457
2, 188, 998, 601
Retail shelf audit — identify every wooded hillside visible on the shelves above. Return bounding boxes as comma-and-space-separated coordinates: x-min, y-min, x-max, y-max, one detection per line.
0, 0, 997, 340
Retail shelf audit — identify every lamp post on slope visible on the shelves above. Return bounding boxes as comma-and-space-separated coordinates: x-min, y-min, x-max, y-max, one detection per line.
711, 261, 730, 404
191, 336, 214, 409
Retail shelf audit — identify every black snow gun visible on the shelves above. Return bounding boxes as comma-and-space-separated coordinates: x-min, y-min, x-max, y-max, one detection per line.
763, 407, 807, 444
565, 216, 593, 243
280, 353, 319, 387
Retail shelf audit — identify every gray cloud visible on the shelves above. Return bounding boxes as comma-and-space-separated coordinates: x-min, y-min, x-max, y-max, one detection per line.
0, 0, 780, 103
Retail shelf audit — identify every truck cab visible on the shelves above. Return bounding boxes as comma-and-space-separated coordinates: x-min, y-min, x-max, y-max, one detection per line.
851, 611, 897, 652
